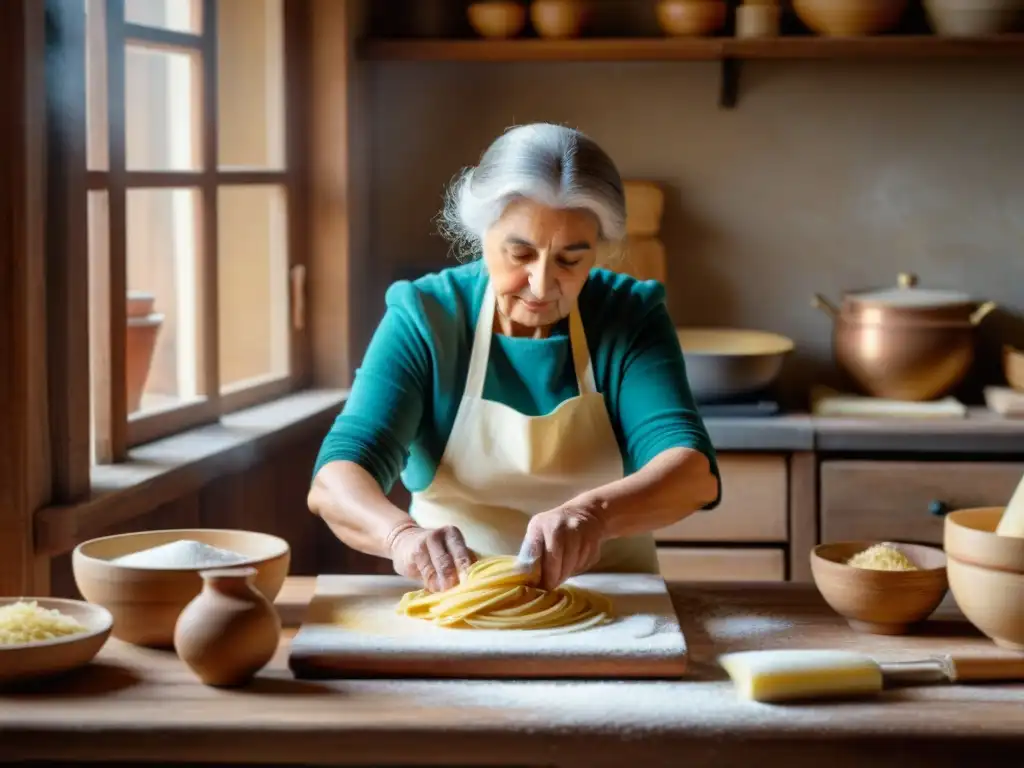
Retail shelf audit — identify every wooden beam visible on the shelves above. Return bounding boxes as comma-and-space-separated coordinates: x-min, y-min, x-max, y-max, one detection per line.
309, 0, 370, 387
0, 0, 52, 595
46, 0, 92, 504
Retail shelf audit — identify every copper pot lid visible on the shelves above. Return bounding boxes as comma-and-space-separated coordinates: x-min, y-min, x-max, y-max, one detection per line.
845, 273, 974, 310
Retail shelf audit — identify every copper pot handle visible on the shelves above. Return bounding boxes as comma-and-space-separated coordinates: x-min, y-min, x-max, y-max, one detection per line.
811, 294, 839, 319
970, 301, 997, 326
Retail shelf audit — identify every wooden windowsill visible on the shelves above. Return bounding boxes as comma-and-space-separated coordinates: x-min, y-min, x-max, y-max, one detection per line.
34, 389, 347, 557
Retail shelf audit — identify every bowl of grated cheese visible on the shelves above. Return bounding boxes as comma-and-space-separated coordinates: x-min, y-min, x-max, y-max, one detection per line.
72, 529, 290, 648
0, 598, 113, 685
810, 541, 948, 636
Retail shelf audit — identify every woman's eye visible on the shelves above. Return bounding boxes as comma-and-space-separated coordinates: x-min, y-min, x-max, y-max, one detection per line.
509, 250, 533, 263
558, 257, 582, 268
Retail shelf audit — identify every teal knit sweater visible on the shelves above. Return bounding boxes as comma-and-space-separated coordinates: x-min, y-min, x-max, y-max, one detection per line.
313, 259, 720, 508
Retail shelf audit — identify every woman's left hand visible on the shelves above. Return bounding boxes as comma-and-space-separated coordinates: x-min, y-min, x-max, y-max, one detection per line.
520, 505, 607, 591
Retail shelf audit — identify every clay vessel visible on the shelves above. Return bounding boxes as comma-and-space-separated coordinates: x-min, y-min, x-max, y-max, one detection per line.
173, 567, 281, 687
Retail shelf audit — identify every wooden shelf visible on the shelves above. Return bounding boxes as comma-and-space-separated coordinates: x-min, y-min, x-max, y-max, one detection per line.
360, 35, 1024, 62
358, 35, 1024, 109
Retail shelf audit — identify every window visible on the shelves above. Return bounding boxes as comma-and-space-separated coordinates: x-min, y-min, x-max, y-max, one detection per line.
84, 0, 306, 463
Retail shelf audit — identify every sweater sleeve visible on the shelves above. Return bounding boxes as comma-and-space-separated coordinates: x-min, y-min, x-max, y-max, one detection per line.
311, 282, 433, 494
616, 296, 721, 510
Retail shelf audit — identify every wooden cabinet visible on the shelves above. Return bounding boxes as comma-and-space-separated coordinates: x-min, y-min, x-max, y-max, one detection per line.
820, 460, 1024, 545
656, 547, 786, 582
655, 453, 788, 542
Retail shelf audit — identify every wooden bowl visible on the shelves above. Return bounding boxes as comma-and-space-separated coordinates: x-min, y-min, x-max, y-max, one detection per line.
944, 507, 1024, 574
468, 1, 527, 38
0, 598, 113, 686
810, 541, 948, 634
530, 0, 588, 38
655, 0, 727, 37
924, 0, 1024, 36
793, 0, 908, 36
1004, 345, 1024, 392
72, 529, 290, 648
947, 555, 1024, 651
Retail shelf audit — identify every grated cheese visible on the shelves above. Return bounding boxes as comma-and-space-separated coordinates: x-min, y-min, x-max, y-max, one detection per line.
0, 600, 88, 645
846, 543, 919, 571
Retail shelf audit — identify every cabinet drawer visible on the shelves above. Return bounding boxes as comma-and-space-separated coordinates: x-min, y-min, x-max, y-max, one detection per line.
655, 453, 788, 542
821, 460, 1024, 544
656, 547, 786, 582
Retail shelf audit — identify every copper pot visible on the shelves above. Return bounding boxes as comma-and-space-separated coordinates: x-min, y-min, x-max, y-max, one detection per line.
812, 273, 996, 402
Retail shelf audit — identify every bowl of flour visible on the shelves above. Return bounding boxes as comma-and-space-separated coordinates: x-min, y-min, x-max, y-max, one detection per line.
72, 529, 290, 647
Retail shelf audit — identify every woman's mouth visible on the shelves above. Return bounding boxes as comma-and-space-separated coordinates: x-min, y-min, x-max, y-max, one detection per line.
519, 298, 554, 312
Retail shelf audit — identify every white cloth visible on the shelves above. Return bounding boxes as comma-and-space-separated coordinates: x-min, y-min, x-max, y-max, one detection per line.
408, 281, 659, 574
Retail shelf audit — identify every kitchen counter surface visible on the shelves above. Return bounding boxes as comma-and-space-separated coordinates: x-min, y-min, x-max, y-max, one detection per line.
706, 409, 1023, 454
2, 578, 1023, 767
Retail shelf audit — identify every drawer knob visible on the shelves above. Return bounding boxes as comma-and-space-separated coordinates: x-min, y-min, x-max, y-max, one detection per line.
928, 500, 950, 517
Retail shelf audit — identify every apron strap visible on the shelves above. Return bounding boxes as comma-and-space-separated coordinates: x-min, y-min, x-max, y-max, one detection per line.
465, 280, 599, 399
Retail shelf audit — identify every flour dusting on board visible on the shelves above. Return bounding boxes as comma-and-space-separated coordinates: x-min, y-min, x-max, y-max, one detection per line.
290, 572, 687, 669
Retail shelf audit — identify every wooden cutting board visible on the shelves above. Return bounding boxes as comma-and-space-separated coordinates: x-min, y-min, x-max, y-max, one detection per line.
288, 573, 688, 680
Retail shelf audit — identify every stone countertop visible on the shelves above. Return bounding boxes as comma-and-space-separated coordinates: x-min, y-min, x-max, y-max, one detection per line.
1, 578, 1022, 767
705, 409, 1024, 454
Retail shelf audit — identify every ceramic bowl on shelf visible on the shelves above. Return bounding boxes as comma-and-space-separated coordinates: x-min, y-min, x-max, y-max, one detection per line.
923, 0, 1024, 36
793, 0, 909, 36
810, 541, 948, 635
530, 0, 588, 39
72, 528, 290, 648
0, 598, 113, 685
655, 0, 727, 37
944, 507, 1024, 650
1004, 345, 1024, 392
467, 1, 528, 39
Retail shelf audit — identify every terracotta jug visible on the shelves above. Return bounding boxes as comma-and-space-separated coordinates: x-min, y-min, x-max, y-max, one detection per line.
173, 567, 281, 687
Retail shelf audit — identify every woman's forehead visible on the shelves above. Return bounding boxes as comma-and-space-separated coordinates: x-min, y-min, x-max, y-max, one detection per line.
494, 198, 599, 245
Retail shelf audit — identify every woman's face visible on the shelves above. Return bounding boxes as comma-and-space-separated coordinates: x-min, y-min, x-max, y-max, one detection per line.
482, 198, 600, 335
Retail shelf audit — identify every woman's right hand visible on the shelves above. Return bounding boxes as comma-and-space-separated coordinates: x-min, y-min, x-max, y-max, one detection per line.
386, 522, 475, 592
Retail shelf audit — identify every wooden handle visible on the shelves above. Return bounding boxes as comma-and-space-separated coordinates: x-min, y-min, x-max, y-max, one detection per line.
947, 656, 1024, 682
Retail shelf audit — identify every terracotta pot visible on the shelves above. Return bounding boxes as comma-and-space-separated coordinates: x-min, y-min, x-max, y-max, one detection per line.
531, 0, 588, 38
174, 567, 281, 687
467, 1, 527, 38
655, 0, 727, 37
126, 291, 163, 414
793, 0, 908, 36
811, 272, 996, 401
1004, 345, 1024, 392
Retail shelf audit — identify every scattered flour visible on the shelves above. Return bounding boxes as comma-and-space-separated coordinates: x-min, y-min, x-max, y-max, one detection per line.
111, 538, 248, 569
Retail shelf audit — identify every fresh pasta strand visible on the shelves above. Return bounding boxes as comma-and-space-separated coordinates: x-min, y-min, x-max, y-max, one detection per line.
396, 556, 614, 632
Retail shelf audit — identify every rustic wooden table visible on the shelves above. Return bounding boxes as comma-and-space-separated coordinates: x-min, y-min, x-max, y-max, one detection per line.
1, 578, 1022, 767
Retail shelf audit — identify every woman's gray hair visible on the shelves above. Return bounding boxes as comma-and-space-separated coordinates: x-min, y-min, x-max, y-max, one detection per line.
438, 123, 626, 262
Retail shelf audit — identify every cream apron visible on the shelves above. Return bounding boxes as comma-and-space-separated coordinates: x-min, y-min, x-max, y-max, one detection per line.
408, 281, 660, 574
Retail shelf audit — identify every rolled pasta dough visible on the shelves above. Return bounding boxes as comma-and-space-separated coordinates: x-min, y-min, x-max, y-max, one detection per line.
396, 556, 613, 632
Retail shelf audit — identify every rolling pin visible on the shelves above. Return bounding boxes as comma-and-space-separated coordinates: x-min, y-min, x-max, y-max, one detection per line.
994, 471, 1024, 538
719, 649, 1024, 703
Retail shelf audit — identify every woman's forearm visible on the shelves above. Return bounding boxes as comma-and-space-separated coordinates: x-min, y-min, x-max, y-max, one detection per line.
307, 460, 413, 559
570, 447, 719, 540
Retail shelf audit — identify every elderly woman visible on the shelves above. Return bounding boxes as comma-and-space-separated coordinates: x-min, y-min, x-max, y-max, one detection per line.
308, 123, 720, 593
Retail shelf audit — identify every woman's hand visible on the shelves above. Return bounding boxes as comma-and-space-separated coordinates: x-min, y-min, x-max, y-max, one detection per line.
520, 506, 607, 591
386, 522, 475, 592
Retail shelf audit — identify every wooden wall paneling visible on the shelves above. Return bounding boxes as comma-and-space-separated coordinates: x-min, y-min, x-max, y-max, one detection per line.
788, 452, 818, 583
1, 0, 52, 596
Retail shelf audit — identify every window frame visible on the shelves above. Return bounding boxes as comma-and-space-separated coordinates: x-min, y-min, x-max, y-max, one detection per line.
83, 0, 311, 465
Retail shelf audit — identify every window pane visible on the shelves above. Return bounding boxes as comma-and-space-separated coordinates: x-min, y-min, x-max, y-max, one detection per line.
125, 0, 201, 34
218, 0, 285, 170
218, 185, 290, 390
85, 0, 108, 171
127, 188, 204, 414
126, 45, 199, 171
88, 190, 110, 465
